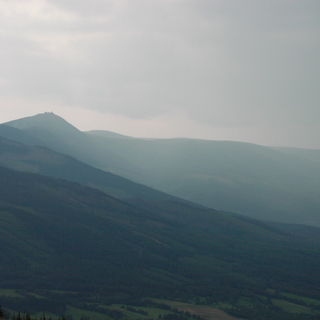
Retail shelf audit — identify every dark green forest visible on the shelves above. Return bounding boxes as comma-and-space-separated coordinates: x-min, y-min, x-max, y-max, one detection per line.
1, 165, 320, 319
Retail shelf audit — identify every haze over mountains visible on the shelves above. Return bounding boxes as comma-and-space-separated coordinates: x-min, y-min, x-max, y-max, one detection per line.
0, 136, 177, 202
2, 112, 320, 319
2, 112, 320, 226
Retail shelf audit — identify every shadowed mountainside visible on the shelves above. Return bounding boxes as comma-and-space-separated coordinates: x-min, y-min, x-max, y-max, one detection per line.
3, 112, 320, 226
0, 136, 179, 202
1, 165, 320, 319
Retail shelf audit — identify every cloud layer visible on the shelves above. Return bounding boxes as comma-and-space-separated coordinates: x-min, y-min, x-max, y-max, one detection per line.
1, 0, 320, 147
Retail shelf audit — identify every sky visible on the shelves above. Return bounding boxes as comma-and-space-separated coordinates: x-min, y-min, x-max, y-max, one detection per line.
0, 0, 320, 148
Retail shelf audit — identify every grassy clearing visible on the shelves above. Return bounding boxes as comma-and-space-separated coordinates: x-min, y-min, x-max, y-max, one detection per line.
151, 299, 238, 320
116, 305, 173, 319
272, 299, 315, 315
107, 307, 139, 320
280, 292, 320, 306
106, 305, 148, 320
69, 304, 174, 320
26, 292, 48, 299
0, 289, 24, 298
50, 290, 80, 294
212, 302, 233, 310
234, 297, 255, 308
65, 306, 108, 320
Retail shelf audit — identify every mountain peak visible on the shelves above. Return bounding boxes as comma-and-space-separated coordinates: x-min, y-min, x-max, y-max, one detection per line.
3, 112, 81, 134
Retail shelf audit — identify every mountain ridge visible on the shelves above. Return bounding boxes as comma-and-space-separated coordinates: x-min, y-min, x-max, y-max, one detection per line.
0, 136, 182, 203
2, 112, 320, 227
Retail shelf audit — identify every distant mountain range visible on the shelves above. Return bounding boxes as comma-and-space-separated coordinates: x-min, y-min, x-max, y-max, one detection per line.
2, 112, 320, 226
1, 112, 320, 319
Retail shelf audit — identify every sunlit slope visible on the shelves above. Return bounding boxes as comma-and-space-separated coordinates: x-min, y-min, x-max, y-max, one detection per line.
3, 113, 320, 226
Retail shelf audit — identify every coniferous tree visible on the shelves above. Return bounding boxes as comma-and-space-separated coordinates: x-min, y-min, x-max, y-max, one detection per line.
0, 306, 4, 319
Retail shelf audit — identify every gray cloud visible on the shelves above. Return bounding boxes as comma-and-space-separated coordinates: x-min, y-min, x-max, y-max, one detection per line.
0, 0, 320, 146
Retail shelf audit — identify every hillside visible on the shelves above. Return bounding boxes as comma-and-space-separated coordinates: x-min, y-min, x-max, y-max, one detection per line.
83, 135, 320, 226
3, 113, 320, 226
1, 165, 320, 319
2, 113, 132, 174
0, 136, 177, 202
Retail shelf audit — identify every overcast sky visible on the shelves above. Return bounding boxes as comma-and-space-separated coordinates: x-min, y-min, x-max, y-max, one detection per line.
1, 0, 319, 148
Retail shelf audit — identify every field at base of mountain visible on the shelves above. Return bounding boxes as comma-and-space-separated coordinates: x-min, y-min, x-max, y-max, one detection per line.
1, 289, 320, 320
2, 112, 320, 226
1, 165, 320, 320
